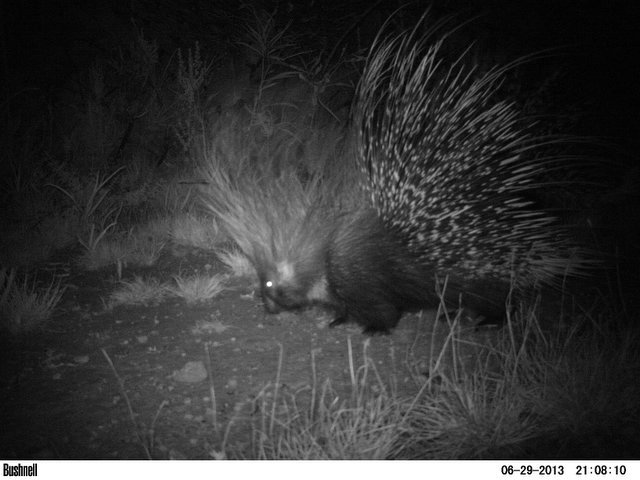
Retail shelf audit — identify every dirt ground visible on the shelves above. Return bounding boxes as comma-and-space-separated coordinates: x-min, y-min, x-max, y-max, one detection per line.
1, 245, 496, 459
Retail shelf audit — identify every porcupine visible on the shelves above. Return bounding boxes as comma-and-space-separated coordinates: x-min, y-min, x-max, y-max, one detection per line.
227, 20, 586, 334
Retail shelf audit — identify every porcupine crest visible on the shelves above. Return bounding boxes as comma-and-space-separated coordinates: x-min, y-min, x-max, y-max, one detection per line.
353, 20, 585, 302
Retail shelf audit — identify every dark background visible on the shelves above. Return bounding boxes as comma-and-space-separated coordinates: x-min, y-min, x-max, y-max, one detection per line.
2, 0, 638, 150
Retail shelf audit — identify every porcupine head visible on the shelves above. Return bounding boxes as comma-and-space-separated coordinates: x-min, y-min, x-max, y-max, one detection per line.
252, 206, 334, 315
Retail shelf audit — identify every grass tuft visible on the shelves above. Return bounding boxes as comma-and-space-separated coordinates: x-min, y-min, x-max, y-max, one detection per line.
0, 268, 67, 334
170, 273, 227, 305
106, 276, 169, 309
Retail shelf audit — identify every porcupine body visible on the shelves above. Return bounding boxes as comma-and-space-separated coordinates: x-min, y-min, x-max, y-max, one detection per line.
258, 206, 507, 334
257, 21, 586, 334
258, 208, 442, 334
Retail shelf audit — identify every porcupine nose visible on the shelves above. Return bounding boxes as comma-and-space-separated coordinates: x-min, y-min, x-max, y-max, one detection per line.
261, 281, 283, 313
263, 295, 282, 313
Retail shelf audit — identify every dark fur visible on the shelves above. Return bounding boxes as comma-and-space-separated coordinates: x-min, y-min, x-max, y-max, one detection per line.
258, 210, 508, 334
324, 212, 435, 333
327, 212, 510, 333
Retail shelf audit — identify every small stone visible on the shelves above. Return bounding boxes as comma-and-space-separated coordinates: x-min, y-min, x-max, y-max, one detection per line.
172, 361, 207, 383
225, 378, 238, 394
73, 355, 89, 364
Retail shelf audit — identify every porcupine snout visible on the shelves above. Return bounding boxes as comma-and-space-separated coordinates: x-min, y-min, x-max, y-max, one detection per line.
258, 257, 331, 314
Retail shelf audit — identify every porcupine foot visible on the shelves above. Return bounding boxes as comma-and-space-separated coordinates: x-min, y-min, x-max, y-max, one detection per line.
328, 315, 348, 328
354, 302, 401, 335
329, 316, 392, 335
328, 304, 398, 335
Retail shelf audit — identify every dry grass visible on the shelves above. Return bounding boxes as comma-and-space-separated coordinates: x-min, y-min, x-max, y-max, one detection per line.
250, 340, 412, 460
0, 268, 67, 334
170, 273, 227, 304
241, 295, 640, 460
76, 222, 167, 271
106, 276, 169, 309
